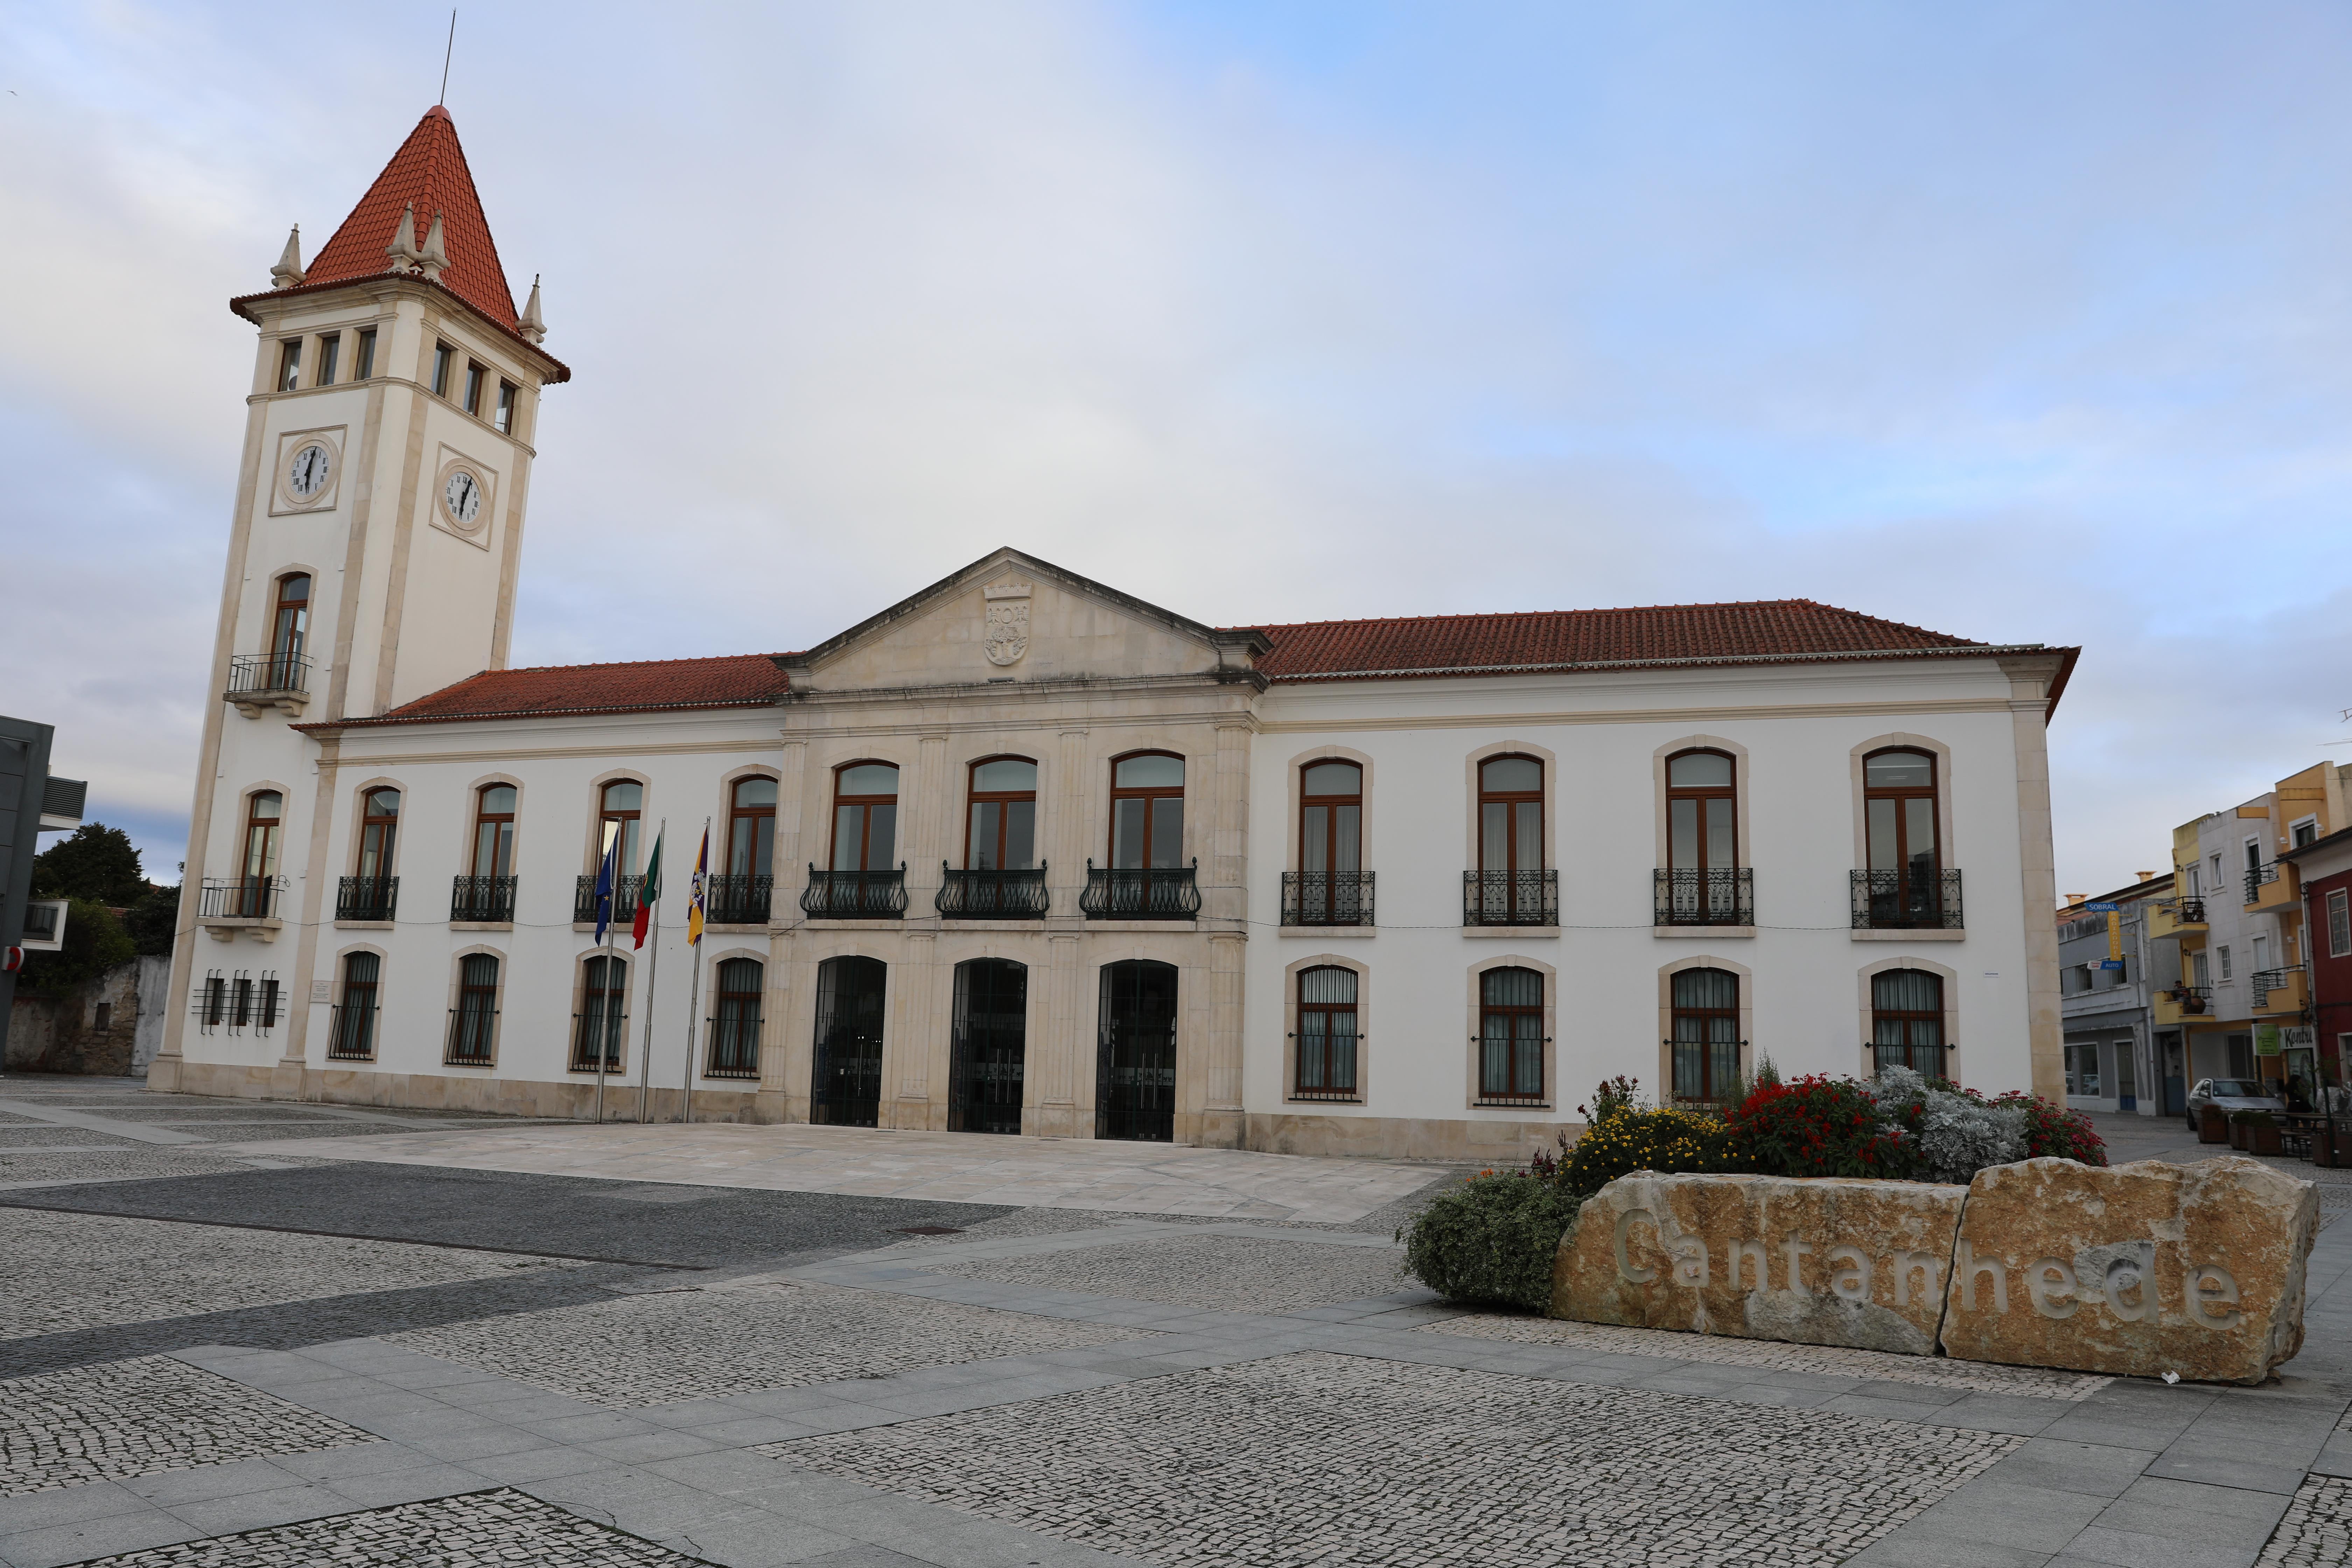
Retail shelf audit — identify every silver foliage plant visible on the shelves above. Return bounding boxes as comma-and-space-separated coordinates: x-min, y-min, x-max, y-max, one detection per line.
1868, 1065, 2029, 1184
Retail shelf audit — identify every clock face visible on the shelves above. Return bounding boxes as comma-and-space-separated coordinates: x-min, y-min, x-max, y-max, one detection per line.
443, 469, 484, 528
287, 442, 332, 499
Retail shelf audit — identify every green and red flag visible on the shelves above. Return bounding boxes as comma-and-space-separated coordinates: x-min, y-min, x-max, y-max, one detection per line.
631, 829, 663, 949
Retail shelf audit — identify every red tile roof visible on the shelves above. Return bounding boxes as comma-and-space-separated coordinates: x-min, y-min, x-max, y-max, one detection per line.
1250, 599, 2005, 680
303, 106, 517, 329
302, 654, 792, 730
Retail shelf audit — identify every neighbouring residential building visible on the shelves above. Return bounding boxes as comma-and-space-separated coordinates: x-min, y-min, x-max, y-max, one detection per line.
2283, 815, 2352, 1094
0, 714, 86, 1060
2147, 763, 2347, 1109
152, 106, 2080, 1158
2055, 873, 2173, 1116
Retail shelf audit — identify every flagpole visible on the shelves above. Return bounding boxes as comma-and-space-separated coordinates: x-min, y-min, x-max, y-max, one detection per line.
638, 818, 665, 1124
593, 820, 618, 1127
682, 818, 711, 1124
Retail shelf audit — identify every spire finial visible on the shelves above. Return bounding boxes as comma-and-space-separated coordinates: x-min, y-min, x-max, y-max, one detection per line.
517, 274, 545, 344
270, 224, 305, 289
384, 202, 424, 272
419, 210, 449, 281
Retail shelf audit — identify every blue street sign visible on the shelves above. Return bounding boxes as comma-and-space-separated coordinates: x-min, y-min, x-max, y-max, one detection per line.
2092, 959, 2126, 971
2087, 902, 2120, 912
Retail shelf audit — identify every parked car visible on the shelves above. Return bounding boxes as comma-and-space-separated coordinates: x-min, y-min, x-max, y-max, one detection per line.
2184, 1077, 2286, 1131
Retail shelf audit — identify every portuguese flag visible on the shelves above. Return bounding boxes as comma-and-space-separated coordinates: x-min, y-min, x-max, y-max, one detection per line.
632, 830, 663, 949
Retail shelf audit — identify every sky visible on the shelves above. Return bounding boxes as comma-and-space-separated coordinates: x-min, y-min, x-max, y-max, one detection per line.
4, 0, 2349, 896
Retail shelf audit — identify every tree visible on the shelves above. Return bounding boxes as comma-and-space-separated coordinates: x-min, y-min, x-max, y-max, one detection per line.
15, 898, 136, 995
30, 824, 149, 907
121, 886, 182, 957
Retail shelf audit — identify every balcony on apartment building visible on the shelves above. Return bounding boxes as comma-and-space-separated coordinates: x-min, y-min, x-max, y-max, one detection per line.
2245, 860, 2300, 914
936, 866, 1049, 919
2147, 898, 2208, 942
1850, 869, 1963, 930
2155, 984, 2215, 1027
2251, 964, 2309, 1018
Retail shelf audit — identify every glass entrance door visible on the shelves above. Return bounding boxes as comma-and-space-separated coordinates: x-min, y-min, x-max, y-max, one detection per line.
1097, 960, 1177, 1142
949, 959, 1028, 1134
811, 956, 886, 1126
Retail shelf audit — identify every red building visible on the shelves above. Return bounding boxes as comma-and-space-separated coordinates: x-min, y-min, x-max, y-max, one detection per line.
2285, 826, 2352, 1086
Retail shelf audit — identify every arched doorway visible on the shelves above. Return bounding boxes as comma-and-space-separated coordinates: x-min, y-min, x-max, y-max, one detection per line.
1098, 960, 1178, 1142
949, 959, 1028, 1134
812, 955, 886, 1126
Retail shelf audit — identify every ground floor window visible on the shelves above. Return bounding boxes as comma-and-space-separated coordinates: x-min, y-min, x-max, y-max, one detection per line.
573, 955, 627, 1073
1098, 959, 1177, 1141
447, 954, 499, 1065
1477, 967, 1544, 1102
812, 955, 886, 1126
950, 958, 1027, 1135
706, 957, 763, 1079
1871, 969, 1945, 1079
1668, 967, 1740, 1105
1295, 966, 1359, 1098
2064, 1040, 2101, 1097
330, 952, 378, 1060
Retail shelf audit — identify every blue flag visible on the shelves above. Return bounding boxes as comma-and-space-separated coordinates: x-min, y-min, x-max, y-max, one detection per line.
593, 826, 621, 944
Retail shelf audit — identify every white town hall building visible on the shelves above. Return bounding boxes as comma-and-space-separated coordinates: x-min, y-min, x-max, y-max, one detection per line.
156, 107, 2079, 1161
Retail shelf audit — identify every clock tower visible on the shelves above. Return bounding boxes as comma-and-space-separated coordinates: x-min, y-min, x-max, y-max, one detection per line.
152, 106, 569, 1091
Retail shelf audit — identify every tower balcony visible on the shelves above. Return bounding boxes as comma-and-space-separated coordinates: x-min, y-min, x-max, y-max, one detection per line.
224, 654, 311, 718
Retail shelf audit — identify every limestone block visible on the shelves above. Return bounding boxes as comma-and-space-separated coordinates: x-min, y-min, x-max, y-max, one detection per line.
1550, 1172, 1967, 1356
1939, 1156, 2317, 1385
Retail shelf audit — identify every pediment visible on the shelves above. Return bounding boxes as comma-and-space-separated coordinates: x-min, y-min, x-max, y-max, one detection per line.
780, 548, 1267, 692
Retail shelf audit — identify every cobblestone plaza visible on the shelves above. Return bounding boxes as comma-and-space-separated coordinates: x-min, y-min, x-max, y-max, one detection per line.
4, 1078, 2351, 1567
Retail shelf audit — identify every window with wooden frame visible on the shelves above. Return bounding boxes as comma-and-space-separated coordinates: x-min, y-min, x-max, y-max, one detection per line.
1871, 968, 1946, 1078
1666, 750, 1736, 872
239, 792, 284, 916
1669, 968, 1741, 1104
831, 763, 899, 870
315, 333, 340, 386
966, 757, 1037, 869
494, 380, 518, 434
268, 574, 310, 686
598, 780, 644, 873
276, 339, 301, 391
330, 952, 379, 1060
1297, 761, 1363, 923
471, 785, 517, 879
447, 953, 498, 1064
356, 788, 399, 880
728, 777, 777, 878
1110, 753, 1185, 868
431, 342, 454, 397
2331, 889, 2350, 960
1477, 967, 1545, 1102
463, 361, 486, 415
574, 954, 627, 1072
1294, 966, 1359, 1098
708, 957, 764, 1078
353, 327, 377, 380
1476, 756, 1541, 874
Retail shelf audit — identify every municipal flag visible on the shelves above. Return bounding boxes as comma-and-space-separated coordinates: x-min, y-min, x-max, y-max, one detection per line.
687, 827, 709, 946
632, 830, 664, 949
592, 824, 621, 944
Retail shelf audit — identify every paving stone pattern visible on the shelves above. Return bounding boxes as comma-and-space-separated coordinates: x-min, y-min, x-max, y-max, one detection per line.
387, 1277, 1154, 1407
1427, 1312, 2112, 1402
2260, 1473, 2352, 1566
0, 1209, 575, 1341
0, 1151, 315, 1188
66, 1488, 714, 1567
930, 1233, 1415, 1312
0, 1355, 374, 1496
0, 1127, 152, 1148
778, 1349, 2022, 1567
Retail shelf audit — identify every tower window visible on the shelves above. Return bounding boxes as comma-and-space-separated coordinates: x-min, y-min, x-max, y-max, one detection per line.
354, 328, 377, 381
277, 340, 301, 392
463, 362, 485, 415
494, 381, 517, 434
315, 334, 340, 387
432, 343, 454, 397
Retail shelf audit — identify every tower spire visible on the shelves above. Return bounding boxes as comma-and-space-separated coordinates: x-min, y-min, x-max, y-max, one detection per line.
269, 225, 305, 289
517, 275, 545, 345
419, 211, 449, 281
384, 202, 424, 273
301, 106, 520, 329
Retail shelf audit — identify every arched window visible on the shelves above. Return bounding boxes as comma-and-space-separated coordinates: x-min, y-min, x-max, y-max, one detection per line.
472, 786, 516, 878
1110, 753, 1184, 868
1873, 969, 1946, 1079
1472, 757, 1544, 924
598, 780, 644, 873
1296, 966, 1359, 1097
1478, 967, 1545, 1102
1662, 750, 1742, 925
966, 757, 1038, 870
357, 788, 399, 878
1297, 762, 1363, 925
234, 791, 284, 917
1862, 749, 1947, 927
812, 955, 887, 1125
1670, 968, 1741, 1105
446, 953, 499, 1065
831, 763, 899, 871
268, 574, 309, 686
707, 957, 764, 1079
329, 952, 379, 1060
574, 954, 627, 1073
728, 777, 777, 878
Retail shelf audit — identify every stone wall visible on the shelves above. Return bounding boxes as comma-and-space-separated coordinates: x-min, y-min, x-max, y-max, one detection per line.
4, 957, 159, 1076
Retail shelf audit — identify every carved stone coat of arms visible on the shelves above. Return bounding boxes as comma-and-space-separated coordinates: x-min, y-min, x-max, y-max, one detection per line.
983, 598, 1030, 666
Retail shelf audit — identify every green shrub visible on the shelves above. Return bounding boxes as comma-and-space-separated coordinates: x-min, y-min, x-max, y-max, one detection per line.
1400, 1175, 1582, 1311
1562, 1105, 1735, 1197
2228, 1108, 2274, 1127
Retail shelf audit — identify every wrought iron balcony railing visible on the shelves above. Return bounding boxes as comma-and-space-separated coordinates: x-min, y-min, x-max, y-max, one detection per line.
706, 873, 774, 925
1080, 861, 1202, 920
704, 1012, 763, 1079
1283, 870, 1376, 926
1654, 867, 1755, 926
2246, 862, 2281, 904
573, 874, 644, 924
570, 1010, 627, 1074
2252, 964, 2306, 1001
1462, 869, 1558, 926
199, 876, 285, 920
2165, 984, 2214, 1016
325, 1002, 377, 1061
225, 653, 310, 695
1850, 868, 1963, 930
937, 864, 1050, 918
450, 875, 517, 923
2173, 898, 2206, 924
801, 866, 908, 919
336, 876, 398, 922
444, 1005, 498, 1065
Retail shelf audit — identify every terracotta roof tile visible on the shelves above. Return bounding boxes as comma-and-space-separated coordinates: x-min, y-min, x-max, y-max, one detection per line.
302, 106, 516, 329
1249, 599, 1995, 680
303, 654, 791, 730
